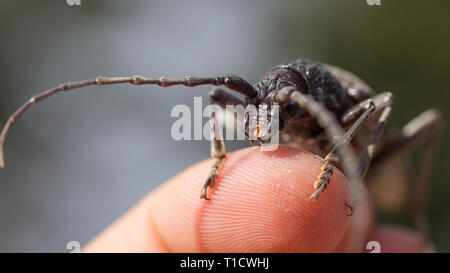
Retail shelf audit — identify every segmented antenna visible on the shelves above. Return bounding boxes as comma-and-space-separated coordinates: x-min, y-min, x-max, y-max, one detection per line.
0, 75, 256, 168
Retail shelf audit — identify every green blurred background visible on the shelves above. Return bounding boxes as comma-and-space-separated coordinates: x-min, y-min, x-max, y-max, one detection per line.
0, 0, 449, 252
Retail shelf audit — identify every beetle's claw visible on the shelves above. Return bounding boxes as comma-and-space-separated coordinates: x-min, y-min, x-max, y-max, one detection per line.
200, 176, 215, 200
200, 193, 211, 201
345, 203, 354, 216
200, 185, 209, 200
309, 180, 327, 201
309, 190, 321, 201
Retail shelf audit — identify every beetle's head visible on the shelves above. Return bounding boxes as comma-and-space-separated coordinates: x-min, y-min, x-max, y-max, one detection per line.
243, 78, 295, 144
244, 68, 308, 144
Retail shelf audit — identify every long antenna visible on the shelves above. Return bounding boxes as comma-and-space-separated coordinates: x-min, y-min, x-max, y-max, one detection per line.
0, 75, 256, 168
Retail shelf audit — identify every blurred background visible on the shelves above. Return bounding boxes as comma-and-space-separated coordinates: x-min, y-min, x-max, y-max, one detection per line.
0, 0, 449, 252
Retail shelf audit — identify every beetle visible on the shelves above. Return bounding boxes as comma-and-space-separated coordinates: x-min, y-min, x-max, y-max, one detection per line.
0, 59, 444, 241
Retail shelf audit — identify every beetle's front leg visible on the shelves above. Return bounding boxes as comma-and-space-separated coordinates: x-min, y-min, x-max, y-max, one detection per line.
276, 87, 363, 214
201, 137, 226, 200
200, 88, 245, 200
311, 92, 394, 206
309, 100, 375, 203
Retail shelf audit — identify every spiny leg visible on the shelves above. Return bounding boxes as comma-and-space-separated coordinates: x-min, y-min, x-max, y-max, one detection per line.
310, 92, 395, 200
276, 87, 363, 214
200, 88, 245, 200
372, 109, 444, 237
0, 75, 256, 168
342, 92, 395, 178
311, 99, 376, 202
310, 92, 394, 215
201, 145, 226, 200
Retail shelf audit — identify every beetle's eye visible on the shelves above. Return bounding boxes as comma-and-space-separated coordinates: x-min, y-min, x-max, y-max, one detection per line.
261, 78, 270, 87
278, 81, 293, 89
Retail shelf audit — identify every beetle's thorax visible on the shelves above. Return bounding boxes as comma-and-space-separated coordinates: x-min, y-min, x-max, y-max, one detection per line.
250, 62, 357, 151
253, 67, 309, 105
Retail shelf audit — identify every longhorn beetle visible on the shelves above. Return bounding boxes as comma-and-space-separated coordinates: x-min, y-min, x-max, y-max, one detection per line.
0, 59, 444, 241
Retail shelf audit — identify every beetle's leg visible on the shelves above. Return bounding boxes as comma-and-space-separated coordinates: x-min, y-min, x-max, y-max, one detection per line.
200, 88, 245, 200
0, 75, 256, 168
201, 137, 226, 200
276, 87, 363, 213
372, 109, 444, 237
308, 92, 394, 204
342, 92, 395, 178
276, 89, 394, 214
310, 101, 376, 202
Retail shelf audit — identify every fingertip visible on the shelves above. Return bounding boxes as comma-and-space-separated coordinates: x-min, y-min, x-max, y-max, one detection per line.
85, 145, 356, 253
192, 146, 353, 252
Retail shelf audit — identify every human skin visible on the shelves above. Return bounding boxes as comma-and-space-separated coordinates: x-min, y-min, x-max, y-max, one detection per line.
83, 146, 430, 253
